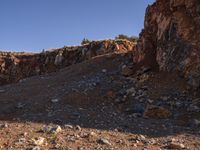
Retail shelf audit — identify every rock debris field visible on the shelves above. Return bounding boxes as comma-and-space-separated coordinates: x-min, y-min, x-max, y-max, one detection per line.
0, 51, 200, 149
0, 0, 200, 149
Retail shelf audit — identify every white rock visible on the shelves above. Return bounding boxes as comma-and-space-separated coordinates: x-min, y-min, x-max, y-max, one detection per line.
90, 131, 97, 137
54, 52, 64, 65
33, 137, 45, 146
0, 89, 5, 93
32, 146, 40, 150
122, 65, 127, 69
51, 99, 59, 103
64, 124, 73, 129
102, 69, 107, 73
23, 132, 28, 136
98, 138, 111, 145
42, 125, 62, 134
16, 103, 25, 109
76, 125, 81, 131
0, 123, 8, 128
115, 99, 121, 103
132, 92, 136, 97
148, 99, 154, 104
140, 135, 146, 140
52, 125, 62, 134
126, 87, 136, 94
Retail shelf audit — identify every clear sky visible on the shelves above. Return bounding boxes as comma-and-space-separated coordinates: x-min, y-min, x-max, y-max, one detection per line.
0, 0, 155, 52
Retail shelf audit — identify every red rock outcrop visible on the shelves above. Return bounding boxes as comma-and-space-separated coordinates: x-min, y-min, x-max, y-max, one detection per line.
134, 0, 200, 89
0, 40, 135, 85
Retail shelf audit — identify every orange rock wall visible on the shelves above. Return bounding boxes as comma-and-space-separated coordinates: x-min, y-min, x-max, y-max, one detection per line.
0, 40, 135, 85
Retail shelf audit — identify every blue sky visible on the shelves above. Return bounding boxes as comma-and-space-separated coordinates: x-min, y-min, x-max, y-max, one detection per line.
0, 0, 155, 52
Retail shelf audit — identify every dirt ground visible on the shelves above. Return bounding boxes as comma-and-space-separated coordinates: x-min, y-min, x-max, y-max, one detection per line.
0, 52, 200, 150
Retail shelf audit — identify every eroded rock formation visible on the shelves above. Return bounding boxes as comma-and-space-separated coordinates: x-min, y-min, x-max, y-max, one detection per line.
134, 0, 200, 89
0, 40, 135, 85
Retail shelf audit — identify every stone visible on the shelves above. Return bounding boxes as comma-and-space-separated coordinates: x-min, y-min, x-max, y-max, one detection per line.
187, 104, 200, 112
122, 65, 127, 69
126, 87, 136, 95
15, 137, 26, 146
147, 99, 154, 104
23, 132, 28, 137
0, 89, 5, 93
139, 135, 146, 141
0, 123, 8, 128
165, 142, 185, 149
52, 125, 62, 134
42, 125, 62, 134
51, 98, 59, 103
138, 74, 150, 83
121, 66, 133, 76
162, 96, 169, 101
194, 119, 200, 127
33, 137, 45, 146
115, 98, 121, 103
97, 138, 111, 146
102, 69, 107, 73
89, 131, 97, 137
16, 102, 25, 109
143, 105, 171, 119
80, 132, 89, 138
75, 125, 81, 131
54, 52, 64, 66
32, 146, 41, 150
149, 139, 156, 145
64, 124, 73, 129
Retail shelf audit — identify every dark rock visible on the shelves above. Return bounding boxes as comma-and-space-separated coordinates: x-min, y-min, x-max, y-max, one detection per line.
143, 105, 171, 119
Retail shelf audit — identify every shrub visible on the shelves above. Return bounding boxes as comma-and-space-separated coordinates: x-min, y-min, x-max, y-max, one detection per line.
81, 38, 91, 45
115, 34, 138, 43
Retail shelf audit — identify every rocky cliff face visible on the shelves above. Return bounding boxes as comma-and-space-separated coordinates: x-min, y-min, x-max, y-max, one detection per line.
0, 40, 135, 85
134, 0, 200, 89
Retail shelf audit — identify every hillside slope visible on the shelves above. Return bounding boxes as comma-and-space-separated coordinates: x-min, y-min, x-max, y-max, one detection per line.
0, 51, 200, 149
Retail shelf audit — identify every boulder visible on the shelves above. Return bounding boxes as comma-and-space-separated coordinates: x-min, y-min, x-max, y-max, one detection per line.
143, 105, 171, 119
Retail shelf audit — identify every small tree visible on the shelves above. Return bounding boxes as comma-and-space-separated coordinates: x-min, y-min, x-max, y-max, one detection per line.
81, 38, 91, 45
